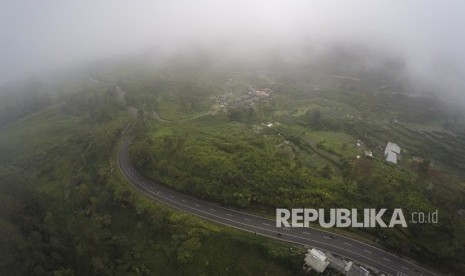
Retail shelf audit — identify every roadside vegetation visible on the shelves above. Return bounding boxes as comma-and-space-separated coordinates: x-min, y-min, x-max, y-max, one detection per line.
1, 55, 465, 274
124, 60, 465, 274
0, 77, 307, 275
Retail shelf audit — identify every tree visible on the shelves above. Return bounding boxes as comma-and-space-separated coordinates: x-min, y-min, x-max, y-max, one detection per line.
306, 109, 322, 130
418, 159, 431, 177
276, 146, 294, 161
228, 108, 242, 122
319, 164, 332, 179
129, 141, 154, 169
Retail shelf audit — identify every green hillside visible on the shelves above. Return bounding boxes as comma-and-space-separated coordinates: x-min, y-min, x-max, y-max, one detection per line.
0, 79, 307, 275
1, 57, 465, 275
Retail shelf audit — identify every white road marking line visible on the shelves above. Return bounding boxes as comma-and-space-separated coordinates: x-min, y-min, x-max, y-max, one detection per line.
181, 199, 187, 202
262, 223, 270, 226
383, 257, 390, 262
323, 236, 331, 239
121, 144, 436, 276
363, 249, 372, 254
226, 213, 233, 217
344, 242, 352, 246
242, 218, 251, 221
303, 231, 311, 235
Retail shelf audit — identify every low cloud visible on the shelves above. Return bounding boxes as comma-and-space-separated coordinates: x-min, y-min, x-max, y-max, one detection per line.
1, 0, 464, 103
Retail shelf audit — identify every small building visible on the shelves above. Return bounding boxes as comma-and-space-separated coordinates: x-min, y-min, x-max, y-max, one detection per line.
345, 261, 353, 272
385, 142, 400, 155
384, 142, 401, 164
255, 90, 270, 97
304, 248, 330, 273
385, 151, 397, 163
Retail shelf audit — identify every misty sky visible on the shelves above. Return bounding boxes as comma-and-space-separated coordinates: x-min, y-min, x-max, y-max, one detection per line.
1, 0, 465, 101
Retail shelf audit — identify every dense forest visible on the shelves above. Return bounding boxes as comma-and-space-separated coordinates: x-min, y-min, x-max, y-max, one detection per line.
0, 77, 310, 275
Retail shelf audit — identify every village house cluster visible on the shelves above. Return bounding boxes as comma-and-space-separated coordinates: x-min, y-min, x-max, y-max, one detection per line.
212, 87, 274, 112
230, 87, 273, 108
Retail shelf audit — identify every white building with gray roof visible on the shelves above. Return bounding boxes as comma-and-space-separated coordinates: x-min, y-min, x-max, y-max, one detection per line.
304, 248, 330, 273
385, 142, 401, 164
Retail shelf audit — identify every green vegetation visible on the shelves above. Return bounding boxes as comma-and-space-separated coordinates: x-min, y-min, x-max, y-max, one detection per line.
0, 78, 306, 275
1, 56, 465, 275
124, 63, 465, 274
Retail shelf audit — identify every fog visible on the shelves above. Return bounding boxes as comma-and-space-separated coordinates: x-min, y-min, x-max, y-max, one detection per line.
1, 0, 465, 103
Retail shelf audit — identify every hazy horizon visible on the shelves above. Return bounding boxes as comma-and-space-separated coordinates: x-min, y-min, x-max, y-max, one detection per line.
1, 0, 465, 104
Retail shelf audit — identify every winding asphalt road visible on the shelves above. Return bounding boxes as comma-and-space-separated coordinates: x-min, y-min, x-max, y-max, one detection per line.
117, 136, 439, 276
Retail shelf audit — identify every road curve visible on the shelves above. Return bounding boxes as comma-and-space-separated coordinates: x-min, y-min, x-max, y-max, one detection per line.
117, 136, 439, 276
